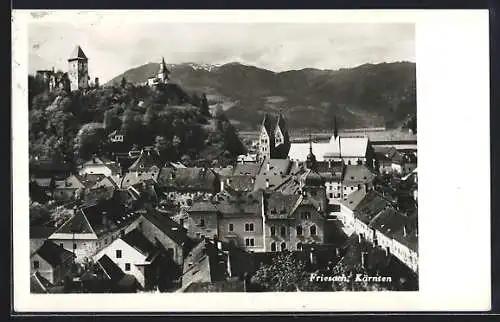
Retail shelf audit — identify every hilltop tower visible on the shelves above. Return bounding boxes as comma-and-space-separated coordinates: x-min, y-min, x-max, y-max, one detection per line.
67, 45, 89, 91
157, 57, 170, 83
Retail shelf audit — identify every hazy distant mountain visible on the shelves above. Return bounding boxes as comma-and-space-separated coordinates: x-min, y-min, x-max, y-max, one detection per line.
107, 61, 416, 131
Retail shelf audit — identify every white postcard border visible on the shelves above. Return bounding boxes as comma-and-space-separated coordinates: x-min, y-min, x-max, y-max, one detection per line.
12, 9, 491, 312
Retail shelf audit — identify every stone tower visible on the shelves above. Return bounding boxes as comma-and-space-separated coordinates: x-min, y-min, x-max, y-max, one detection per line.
67, 45, 89, 91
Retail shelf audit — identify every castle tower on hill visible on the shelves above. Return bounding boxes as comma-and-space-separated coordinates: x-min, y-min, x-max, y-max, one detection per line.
158, 57, 170, 83
147, 57, 171, 87
67, 45, 89, 92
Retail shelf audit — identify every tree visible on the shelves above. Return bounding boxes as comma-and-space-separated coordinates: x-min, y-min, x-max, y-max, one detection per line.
50, 207, 75, 228
200, 93, 210, 117
103, 109, 122, 131
74, 123, 106, 161
250, 252, 324, 292
30, 202, 51, 225
154, 135, 170, 160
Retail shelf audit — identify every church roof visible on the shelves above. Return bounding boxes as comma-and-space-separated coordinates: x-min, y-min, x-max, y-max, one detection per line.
324, 136, 369, 158
289, 142, 331, 162
68, 45, 87, 61
275, 114, 289, 137
261, 114, 276, 135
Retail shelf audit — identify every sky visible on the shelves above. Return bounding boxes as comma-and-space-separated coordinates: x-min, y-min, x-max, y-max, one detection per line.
28, 22, 415, 83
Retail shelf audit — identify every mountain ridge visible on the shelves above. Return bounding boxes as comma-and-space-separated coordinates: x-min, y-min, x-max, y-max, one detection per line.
106, 61, 416, 131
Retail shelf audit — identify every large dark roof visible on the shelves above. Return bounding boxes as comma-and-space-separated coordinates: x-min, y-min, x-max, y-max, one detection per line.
232, 163, 262, 177
35, 240, 75, 267
213, 191, 262, 218
141, 210, 188, 245
122, 228, 159, 259
128, 148, 163, 172
354, 190, 394, 225
224, 175, 255, 192
157, 167, 218, 191
30, 226, 56, 239
343, 165, 376, 185
97, 254, 125, 281
265, 192, 300, 219
55, 199, 136, 237
30, 272, 53, 293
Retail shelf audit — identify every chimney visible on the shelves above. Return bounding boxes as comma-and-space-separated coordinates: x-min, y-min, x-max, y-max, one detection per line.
358, 234, 362, 244
102, 211, 108, 226
403, 225, 407, 237
266, 162, 270, 172
265, 178, 269, 189
220, 180, 225, 192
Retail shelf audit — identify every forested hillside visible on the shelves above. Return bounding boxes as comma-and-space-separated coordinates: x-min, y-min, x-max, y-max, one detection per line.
28, 76, 245, 167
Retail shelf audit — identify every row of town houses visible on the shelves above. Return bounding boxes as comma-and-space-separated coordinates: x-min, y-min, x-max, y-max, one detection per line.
30, 115, 417, 292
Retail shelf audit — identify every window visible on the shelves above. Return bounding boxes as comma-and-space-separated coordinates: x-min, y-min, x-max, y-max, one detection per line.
60, 243, 64, 248
329, 193, 333, 198
116, 250, 122, 258
270, 226, 276, 236
105, 238, 109, 244
296, 225, 303, 236
125, 263, 131, 271
280, 242, 286, 251
297, 243, 303, 251
200, 218, 205, 227
310, 225, 317, 236
301, 212, 311, 220
229, 223, 234, 232
33, 261, 40, 269
245, 223, 254, 232
245, 238, 255, 247
280, 226, 286, 237
271, 242, 276, 251
73, 243, 77, 250
351, 186, 354, 190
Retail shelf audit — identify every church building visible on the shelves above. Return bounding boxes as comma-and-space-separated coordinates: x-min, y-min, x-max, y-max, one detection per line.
147, 57, 171, 87
258, 113, 291, 161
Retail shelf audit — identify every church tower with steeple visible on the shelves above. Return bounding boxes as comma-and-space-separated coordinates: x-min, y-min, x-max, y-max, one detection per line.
67, 45, 89, 91
306, 133, 317, 171
157, 57, 170, 83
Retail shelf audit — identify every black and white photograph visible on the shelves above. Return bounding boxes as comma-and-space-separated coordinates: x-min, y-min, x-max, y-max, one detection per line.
26, 17, 418, 294
12, 9, 490, 312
